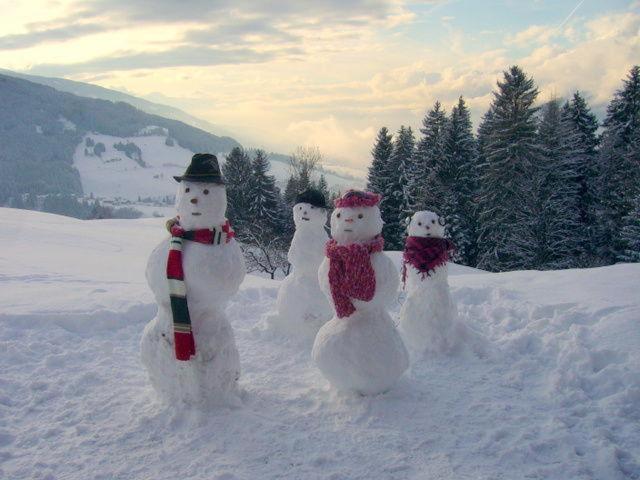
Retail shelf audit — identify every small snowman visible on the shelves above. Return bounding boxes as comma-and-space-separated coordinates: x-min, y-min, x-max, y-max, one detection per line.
268, 189, 332, 338
312, 190, 408, 395
141, 153, 246, 407
398, 211, 467, 356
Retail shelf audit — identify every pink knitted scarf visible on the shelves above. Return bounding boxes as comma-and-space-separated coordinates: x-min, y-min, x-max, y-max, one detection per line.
325, 235, 384, 318
402, 236, 455, 285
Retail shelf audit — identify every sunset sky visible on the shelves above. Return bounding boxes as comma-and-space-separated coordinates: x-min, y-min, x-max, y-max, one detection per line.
1, 0, 638, 173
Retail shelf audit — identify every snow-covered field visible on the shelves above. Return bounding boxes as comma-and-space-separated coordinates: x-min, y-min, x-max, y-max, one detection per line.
1, 207, 639, 480
73, 132, 360, 203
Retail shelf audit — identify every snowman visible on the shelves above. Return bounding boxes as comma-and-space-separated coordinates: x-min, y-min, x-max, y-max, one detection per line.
398, 211, 468, 356
141, 153, 246, 407
312, 190, 408, 395
268, 189, 332, 338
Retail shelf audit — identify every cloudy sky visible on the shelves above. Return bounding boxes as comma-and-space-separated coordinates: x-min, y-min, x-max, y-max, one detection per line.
1, 0, 638, 173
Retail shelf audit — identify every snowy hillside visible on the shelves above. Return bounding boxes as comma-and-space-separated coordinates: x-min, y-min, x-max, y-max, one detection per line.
1, 207, 639, 480
74, 131, 360, 203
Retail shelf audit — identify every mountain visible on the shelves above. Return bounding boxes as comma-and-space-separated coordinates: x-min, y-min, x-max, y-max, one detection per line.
0, 68, 237, 139
0, 73, 240, 203
0, 72, 360, 211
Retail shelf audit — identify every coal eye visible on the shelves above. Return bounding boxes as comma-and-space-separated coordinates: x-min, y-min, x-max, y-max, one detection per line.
431, 219, 436, 224
203, 189, 209, 195
358, 213, 363, 219
418, 222, 422, 226
311, 206, 315, 209
336, 213, 341, 218
185, 187, 190, 193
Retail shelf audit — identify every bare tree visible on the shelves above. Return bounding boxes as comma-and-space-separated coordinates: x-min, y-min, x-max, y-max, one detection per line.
289, 146, 323, 192
240, 228, 290, 279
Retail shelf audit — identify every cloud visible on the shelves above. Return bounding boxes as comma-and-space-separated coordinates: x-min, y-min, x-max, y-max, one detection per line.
0, 23, 108, 50
27, 45, 298, 76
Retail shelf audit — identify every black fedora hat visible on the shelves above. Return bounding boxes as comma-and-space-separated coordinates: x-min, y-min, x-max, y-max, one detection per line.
174, 153, 225, 184
295, 188, 327, 209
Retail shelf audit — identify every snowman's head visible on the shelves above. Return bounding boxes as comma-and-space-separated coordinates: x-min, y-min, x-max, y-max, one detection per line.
175, 181, 227, 230
329, 190, 382, 245
407, 211, 446, 238
331, 205, 383, 244
293, 202, 327, 228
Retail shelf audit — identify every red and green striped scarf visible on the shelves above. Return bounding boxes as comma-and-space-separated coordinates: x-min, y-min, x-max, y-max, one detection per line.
166, 219, 235, 361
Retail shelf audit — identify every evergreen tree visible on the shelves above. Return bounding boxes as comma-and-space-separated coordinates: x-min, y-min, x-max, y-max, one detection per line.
562, 92, 600, 261
283, 175, 299, 205
316, 174, 330, 204
597, 66, 640, 262
534, 98, 585, 268
411, 101, 448, 212
382, 125, 415, 249
476, 66, 540, 271
248, 150, 283, 236
619, 193, 640, 263
222, 147, 253, 228
442, 96, 478, 264
367, 127, 393, 196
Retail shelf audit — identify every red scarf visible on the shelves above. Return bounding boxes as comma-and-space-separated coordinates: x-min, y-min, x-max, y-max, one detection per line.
402, 236, 455, 285
166, 220, 234, 361
325, 236, 384, 318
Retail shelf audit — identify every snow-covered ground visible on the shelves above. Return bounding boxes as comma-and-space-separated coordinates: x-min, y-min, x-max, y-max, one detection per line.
73, 132, 360, 204
1, 207, 639, 480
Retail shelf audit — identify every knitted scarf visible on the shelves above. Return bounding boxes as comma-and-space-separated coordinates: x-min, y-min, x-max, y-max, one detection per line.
166, 219, 235, 361
325, 235, 384, 318
402, 236, 455, 285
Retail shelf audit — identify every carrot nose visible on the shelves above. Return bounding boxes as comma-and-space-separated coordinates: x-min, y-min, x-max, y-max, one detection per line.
190, 198, 198, 204
344, 218, 354, 223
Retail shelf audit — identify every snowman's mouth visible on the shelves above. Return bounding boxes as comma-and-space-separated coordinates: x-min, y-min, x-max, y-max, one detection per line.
192, 212, 202, 216
343, 228, 353, 232
302, 217, 310, 221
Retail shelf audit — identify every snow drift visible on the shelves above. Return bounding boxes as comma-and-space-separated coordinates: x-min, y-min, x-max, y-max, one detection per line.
1, 207, 639, 480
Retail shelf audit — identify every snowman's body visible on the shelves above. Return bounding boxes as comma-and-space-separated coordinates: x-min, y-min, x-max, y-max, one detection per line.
270, 203, 332, 337
141, 181, 245, 406
398, 211, 466, 356
312, 197, 408, 395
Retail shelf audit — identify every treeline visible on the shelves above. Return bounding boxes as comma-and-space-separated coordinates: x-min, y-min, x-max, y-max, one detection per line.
223, 146, 331, 278
367, 65, 640, 271
9, 193, 143, 219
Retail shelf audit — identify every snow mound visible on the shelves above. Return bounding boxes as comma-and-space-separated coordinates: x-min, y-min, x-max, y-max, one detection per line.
1, 207, 639, 479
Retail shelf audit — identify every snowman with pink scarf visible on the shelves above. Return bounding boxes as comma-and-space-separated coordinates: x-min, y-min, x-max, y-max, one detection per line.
312, 190, 408, 395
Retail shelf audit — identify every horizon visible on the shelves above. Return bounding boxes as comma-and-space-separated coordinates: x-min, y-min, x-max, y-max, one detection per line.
1, 0, 638, 173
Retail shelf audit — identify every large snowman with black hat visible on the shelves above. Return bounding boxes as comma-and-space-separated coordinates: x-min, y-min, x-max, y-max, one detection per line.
267, 188, 333, 338
141, 153, 246, 407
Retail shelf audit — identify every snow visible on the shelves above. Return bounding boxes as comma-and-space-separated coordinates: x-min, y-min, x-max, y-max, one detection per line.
72, 132, 359, 205
1, 206, 639, 479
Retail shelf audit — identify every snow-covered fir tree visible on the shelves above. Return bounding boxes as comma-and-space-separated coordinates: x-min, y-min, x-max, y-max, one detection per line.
382, 125, 415, 249
411, 101, 448, 212
441, 96, 478, 265
248, 150, 284, 236
598, 66, 640, 262
534, 98, 585, 268
317, 174, 330, 205
476, 66, 540, 272
222, 147, 253, 229
619, 193, 640, 263
562, 92, 600, 261
367, 127, 393, 196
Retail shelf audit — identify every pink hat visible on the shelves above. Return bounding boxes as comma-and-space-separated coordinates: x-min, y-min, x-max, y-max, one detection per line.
334, 190, 382, 208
